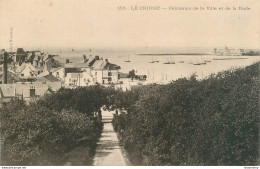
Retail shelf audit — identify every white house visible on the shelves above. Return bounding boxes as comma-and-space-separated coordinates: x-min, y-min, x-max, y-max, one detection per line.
90, 58, 120, 84
64, 71, 94, 88
50, 67, 65, 81
15, 63, 38, 80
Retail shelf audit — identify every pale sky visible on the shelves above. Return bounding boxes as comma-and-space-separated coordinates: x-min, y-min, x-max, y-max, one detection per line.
0, 0, 259, 50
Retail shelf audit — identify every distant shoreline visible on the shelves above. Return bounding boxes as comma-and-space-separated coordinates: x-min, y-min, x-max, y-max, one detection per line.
138, 53, 211, 56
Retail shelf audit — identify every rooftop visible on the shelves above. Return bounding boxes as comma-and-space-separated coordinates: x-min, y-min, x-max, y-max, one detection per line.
36, 74, 60, 82
64, 62, 89, 68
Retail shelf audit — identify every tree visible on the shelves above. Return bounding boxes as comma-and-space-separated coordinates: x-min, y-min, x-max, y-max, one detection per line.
129, 69, 135, 81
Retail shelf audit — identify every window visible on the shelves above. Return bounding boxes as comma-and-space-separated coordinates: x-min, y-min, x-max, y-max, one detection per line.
69, 78, 71, 82
30, 86, 35, 97
21, 73, 24, 77
56, 72, 59, 78
108, 72, 112, 76
95, 72, 97, 76
38, 71, 41, 74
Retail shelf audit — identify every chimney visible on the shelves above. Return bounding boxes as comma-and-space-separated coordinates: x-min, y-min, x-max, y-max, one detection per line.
83, 55, 87, 63
105, 59, 108, 63
33, 58, 38, 67
66, 59, 70, 64
95, 55, 99, 60
3, 51, 8, 84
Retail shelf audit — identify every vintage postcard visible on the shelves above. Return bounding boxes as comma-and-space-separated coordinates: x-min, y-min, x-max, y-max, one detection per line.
0, 0, 259, 167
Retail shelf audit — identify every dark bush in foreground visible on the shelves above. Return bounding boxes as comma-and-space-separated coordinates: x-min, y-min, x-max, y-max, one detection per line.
112, 62, 260, 165
0, 86, 106, 165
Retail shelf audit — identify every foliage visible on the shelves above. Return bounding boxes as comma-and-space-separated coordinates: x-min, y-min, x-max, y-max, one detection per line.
128, 69, 136, 81
0, 86, 105, 165
112, 62, 260, 166
37, 85, 113, 117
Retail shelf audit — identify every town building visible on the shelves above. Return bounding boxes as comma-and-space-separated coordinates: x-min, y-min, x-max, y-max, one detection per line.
36, 74, 62, 92
89, 57, 120, 84
65, 71, 94, 88
15, 63, 39, 81
0, 82, 53, 103
0, 69, 20, 84
214, 47, 243, 56
59, 56, 121, 87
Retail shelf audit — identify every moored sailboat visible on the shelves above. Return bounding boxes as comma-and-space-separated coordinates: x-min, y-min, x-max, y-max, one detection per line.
125, 55, 131, 62
164, 57, 175, 64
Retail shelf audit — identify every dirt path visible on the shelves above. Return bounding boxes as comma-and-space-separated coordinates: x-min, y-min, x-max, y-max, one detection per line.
63, 109, 130, 166
93, 122, 131, 166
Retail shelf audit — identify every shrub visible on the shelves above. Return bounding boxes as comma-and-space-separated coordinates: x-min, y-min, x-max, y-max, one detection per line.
0, 87, 104, 165
112, 62, 260, 166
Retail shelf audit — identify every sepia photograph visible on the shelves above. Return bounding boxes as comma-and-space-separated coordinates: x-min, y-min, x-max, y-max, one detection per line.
0, 0, 259, 167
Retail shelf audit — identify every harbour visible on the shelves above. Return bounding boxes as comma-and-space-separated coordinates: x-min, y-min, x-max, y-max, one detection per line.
52, 49, 260, 84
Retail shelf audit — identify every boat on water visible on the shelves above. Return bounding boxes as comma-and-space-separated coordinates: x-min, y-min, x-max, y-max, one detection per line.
164, 57, 175, 64
193, 56, 207, 65
125, 56, 131, 62
193, 62, 206, 65
150, 57, 159, 63
164, 61, 175, 64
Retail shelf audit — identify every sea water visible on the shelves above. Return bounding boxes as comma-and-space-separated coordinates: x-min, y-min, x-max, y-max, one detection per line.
53, 50, 260, 83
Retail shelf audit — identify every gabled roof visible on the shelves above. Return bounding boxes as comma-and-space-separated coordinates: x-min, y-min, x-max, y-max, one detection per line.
44, 58, 62, 72
91, 60, 120, 70
47, 82, 62, 92
50, 67, 63, 73
104, 63, 121, 70
43, 54, 50, 61
38, 70, 50, 77
16, 63, 37, 73
85, 56, 96, 66
91, 60, 107, 70
36, 74, 60, 82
